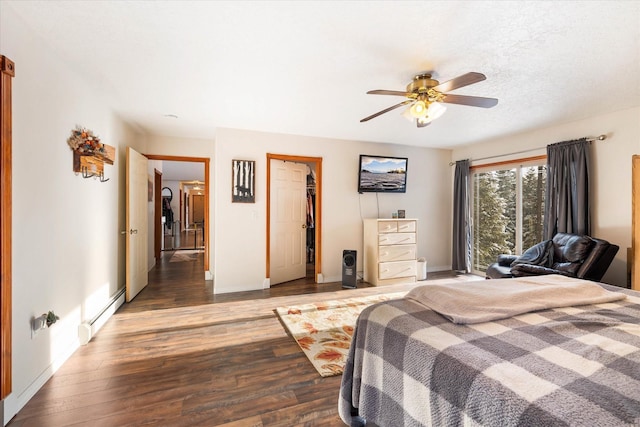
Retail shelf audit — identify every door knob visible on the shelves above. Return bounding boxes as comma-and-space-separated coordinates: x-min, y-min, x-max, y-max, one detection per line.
130, 229, 138, 235
302, 224, 307, 229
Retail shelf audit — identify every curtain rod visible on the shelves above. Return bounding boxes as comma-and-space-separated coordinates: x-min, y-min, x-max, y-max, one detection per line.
449, 134, 607, 166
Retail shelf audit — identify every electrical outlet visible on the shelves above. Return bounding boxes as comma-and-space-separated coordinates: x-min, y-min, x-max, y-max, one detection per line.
31, 315, 46, 338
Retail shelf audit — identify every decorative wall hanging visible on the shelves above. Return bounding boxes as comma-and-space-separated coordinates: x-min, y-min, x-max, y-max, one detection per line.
67, 125, 115, 182
232, 159, 255, 203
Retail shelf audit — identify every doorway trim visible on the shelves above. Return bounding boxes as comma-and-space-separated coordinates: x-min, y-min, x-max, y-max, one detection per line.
1, 55, 14, 399
266, 153, 322, 283
633, 155, 639, 291
145, 155, 210, 272
153, 169, 162, 261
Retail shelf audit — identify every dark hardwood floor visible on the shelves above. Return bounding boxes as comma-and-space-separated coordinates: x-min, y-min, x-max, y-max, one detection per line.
8, 253, 476, 426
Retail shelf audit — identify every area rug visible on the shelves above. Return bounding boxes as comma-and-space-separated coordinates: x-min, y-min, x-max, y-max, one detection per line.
276, 292, 406, 377
169, 250, 203, 262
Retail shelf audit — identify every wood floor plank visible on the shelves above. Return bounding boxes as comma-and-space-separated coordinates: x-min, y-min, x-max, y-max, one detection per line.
7, 251, 479, 426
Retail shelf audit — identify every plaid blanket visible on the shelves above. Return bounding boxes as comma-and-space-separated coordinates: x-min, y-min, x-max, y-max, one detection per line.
339, 282, 640, 426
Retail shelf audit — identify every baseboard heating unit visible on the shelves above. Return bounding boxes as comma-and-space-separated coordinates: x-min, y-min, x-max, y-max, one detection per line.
78, 287, 125, 345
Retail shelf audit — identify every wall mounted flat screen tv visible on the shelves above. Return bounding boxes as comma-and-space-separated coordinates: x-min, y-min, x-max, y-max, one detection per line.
358, 154, 408, 193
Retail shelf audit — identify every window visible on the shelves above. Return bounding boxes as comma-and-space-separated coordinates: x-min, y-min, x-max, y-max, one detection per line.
471, 161, 546, 274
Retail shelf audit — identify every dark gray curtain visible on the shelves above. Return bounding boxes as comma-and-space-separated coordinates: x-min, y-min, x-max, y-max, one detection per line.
452, 159, 470, 272
543, 138, 591, 240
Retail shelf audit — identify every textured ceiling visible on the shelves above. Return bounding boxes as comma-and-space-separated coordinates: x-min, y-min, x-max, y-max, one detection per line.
5, 1, 640, 148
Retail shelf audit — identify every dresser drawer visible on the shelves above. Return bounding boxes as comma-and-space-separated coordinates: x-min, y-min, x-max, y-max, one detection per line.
379, 232, 416, 246
379, 244, 416, 262
377, 221, 397, 233
378, 220, 417, 233
397, 220, 416, 233
379, 260, 417, 279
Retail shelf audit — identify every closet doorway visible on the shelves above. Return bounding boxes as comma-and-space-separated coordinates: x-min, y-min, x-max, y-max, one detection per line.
266, 153, 322, 286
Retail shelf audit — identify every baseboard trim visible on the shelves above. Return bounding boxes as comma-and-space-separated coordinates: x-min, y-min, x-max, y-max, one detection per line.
4, 288, 126, 424
3, 338, 78, 426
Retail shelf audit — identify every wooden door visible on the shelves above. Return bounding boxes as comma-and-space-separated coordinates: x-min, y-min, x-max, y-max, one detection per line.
193, 194, 205, 224
269, 159, 307, 285
154, 170, 161, 261
126, 147, 149, 301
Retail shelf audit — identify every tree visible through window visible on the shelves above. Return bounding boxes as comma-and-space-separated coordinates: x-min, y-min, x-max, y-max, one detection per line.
472, 163, 546, 273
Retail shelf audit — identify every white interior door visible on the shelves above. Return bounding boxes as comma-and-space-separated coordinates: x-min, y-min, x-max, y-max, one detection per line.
126, 147, 149, 301
270, 159, 307, 285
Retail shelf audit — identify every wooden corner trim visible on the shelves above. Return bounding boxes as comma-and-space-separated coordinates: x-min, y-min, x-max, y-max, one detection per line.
1, 56, 15, 77
0, 54, 14, 398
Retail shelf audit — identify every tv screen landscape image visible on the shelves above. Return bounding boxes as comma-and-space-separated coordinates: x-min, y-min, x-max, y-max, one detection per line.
358, 154, 408, 193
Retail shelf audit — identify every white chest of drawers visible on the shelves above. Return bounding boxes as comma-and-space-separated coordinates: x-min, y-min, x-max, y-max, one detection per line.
363, 218, 418, 286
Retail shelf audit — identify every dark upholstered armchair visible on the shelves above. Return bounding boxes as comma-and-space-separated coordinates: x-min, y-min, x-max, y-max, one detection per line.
485, 233, 619, 282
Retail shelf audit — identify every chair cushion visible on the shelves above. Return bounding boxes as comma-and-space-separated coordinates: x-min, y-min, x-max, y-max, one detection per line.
551, 261, 581, 276
510, 240, 553, 268
549, 234, 595, 275
510, 264, 568, 277
552, 233, 595, 263
497, 254, 518, 267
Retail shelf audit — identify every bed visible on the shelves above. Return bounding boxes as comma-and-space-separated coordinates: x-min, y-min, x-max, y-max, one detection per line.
339, 275, 640, 426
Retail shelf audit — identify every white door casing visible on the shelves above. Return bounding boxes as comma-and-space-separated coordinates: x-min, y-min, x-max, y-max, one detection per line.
269, 159, 307, 285
126, 147, 149, 301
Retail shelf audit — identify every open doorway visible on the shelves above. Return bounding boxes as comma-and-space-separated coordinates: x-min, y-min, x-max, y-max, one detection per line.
266, 153, 322, 286
146, 155, 210, 273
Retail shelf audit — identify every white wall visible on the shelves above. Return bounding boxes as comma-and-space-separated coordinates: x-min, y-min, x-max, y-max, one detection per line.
213, 128, 452, 293
1, 4, 146, 424
452, 107, 640, 287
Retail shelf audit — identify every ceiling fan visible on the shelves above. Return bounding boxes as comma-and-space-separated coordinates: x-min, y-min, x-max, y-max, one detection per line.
360, 72, 498, 128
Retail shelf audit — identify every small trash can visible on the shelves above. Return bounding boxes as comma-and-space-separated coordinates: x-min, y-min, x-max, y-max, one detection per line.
417, 257, 427, 281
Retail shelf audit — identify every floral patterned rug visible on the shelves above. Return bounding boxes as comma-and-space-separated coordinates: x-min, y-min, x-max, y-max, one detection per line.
276, 291, 407, 377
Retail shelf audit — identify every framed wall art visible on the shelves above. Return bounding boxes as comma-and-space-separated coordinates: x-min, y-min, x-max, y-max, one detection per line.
232, 159, 255, 203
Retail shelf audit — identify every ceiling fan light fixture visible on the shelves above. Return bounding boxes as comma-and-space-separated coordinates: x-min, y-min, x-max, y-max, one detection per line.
361, 70, 497, 126
413, 102, 446, 126
426, 101, 447, 120
401, 105, 414, 122
409, 100, 428, 118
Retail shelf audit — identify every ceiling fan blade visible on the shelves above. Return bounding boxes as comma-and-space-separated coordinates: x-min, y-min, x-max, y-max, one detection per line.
432, 72, 486, 93
367, 89, 410, 96
360, 99, 414, 122
440, 94, 498, 108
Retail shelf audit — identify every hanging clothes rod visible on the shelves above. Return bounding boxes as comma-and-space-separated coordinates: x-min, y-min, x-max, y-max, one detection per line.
449, 134, 607, 166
